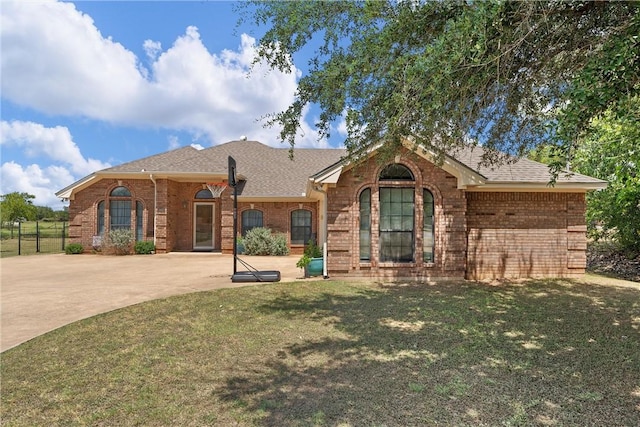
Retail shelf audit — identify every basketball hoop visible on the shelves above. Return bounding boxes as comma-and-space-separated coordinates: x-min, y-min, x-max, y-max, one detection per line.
205, 182, 227, 198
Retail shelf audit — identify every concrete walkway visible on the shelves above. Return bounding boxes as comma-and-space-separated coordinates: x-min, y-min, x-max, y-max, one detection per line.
1, 253, 303, 352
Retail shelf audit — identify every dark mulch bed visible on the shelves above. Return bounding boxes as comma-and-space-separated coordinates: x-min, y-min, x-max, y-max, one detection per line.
587, 242, 640, 282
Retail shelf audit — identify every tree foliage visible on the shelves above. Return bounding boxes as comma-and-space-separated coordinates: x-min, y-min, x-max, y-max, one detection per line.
0, 192, 37, 223
242, 0, 638, 167
573, 97, 640, 254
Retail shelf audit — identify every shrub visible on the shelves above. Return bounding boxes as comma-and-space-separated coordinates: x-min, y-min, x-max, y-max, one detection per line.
269, 233, 290, 256
103, 229, 135, 255
134, 240, 155, 255
243, 227, 290, 256
297, 240, 322, 270
304, 239, 322, 258
65, 243, 84, 255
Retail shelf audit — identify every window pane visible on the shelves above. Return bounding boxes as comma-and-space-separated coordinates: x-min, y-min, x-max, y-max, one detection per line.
242, 209, 263, 236
110, 200, 131, 230
291, 210, 311, 245
380, 231, 413, 262
423, 189, 435, 262
359, 189, 371, 260
110, 186, 131, 197
379, 164, 414, 180
136, 201, 144, 241
195, 189, 213, 199
359, 233, 371, 261
97, 201, 105, 235
379, 188, 414, 262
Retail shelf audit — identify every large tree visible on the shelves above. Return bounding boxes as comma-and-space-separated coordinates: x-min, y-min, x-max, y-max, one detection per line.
242, 0, 638, 169
0, 192, 37, 224
573, 97, 640, 254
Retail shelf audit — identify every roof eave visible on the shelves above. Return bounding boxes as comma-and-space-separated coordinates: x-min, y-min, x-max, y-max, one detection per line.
465, 181, 608, 192
55, 174, 98, 200
56, 170, 243, 200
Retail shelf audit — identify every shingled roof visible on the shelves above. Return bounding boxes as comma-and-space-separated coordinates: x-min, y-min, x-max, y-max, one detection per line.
452, 146, 605, 184
312, 142, 606, 190
57, 139, 605, 200
97, 140, 346, 198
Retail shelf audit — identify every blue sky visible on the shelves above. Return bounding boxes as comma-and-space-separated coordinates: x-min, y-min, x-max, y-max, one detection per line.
1, 0, 345, 209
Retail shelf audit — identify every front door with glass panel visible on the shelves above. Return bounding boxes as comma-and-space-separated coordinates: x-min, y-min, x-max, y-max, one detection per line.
193, 203, 215, 250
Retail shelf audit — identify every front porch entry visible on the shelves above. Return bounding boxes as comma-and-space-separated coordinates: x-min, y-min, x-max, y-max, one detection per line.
193, 202, 215, 251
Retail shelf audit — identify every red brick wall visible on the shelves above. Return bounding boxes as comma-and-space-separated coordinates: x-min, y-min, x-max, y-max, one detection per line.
69, 178, 156, 251
466, 192, 587, 279
326, 150, 468, 280
220, 200, 319, 255
70, 178, 320, 255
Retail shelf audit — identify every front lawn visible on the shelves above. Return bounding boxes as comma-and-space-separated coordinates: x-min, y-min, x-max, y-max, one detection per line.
2, 278, 639, 426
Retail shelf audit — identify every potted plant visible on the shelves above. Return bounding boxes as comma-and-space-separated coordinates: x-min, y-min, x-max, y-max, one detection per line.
297, 239, 323, 277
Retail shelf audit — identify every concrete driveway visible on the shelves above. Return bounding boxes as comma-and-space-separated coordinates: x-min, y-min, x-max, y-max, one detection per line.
1, 253, 303, 352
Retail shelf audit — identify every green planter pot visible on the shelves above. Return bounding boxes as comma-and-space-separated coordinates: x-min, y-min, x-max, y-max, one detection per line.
306, 257, 324, 277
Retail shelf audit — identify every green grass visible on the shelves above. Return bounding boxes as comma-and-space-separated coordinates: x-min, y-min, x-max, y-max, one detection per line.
2, 278, 639, 426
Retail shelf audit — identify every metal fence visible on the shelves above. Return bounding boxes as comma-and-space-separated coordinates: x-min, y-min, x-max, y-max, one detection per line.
0, 221, 67, 257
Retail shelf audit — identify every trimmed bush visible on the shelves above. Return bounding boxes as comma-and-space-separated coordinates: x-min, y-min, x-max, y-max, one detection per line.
65, 243, 84, 255
269, 233, 290, 256
243, 227, 290, 256
103, 229, 135, 255
134, 240, 155, 255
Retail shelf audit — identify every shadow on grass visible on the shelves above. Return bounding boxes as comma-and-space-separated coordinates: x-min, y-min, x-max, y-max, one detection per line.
216, 280, 640, 426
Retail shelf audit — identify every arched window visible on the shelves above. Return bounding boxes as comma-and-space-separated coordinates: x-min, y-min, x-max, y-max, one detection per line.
110, 186, 131, 197
379, 164, 414, 181
97, 200, 105, 235
423, 190, 435, 262
242, 209, 263, 236
195, 189, 213, 199
359, 188, 371, 261
291, 209, 312, 245
110, 186, 131, 230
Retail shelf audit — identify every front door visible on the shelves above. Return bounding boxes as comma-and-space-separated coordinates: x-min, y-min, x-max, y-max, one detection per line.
193, 203, 215, 250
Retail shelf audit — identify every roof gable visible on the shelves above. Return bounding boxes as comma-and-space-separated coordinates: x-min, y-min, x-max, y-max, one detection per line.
311, 140, 606, 191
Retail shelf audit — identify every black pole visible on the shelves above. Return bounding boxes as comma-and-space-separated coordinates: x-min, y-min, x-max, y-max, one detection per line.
18, 221, 21, 255
229, 156, 238, 276
233, 183, 238, 275
36, 221, 40, 253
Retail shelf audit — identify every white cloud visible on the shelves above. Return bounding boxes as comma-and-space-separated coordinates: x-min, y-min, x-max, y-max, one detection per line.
0, 0, 325, 148
143, 39, 162, 61
1, 0, 142, 119
167, 135, 181, 150
0, 120, 111, 176
0, 162, 73, 209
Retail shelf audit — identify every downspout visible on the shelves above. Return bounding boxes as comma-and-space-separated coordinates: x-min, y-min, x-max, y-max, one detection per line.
149, 174, 157, 246
314, 183, 329, 279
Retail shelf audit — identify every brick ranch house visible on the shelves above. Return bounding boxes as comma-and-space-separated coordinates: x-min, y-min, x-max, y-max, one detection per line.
56, 139, 606, 280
